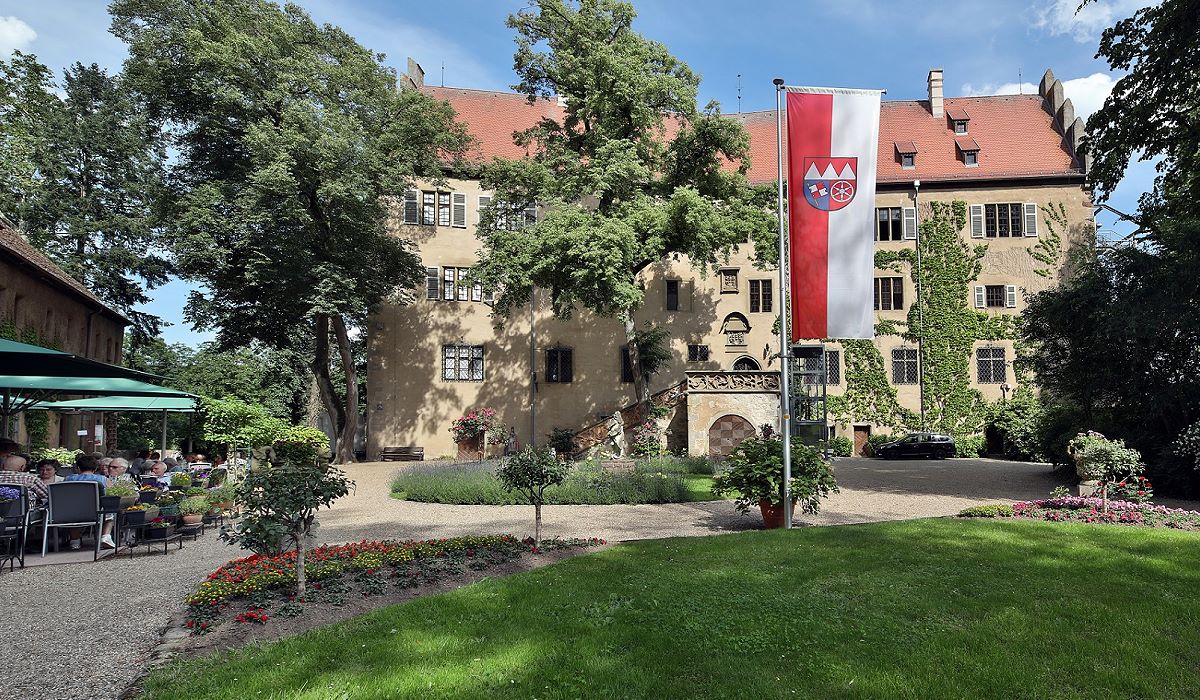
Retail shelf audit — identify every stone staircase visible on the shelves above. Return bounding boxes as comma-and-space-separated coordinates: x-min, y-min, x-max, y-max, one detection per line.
569, 379, 687, 457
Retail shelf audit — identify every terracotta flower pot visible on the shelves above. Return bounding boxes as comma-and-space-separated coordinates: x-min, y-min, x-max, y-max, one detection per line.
181, 513, 203, 526
758, 498, 797, 529
456, 434, 484, 461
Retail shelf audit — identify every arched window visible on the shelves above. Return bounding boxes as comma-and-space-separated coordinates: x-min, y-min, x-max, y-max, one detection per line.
732, 356, 760, 371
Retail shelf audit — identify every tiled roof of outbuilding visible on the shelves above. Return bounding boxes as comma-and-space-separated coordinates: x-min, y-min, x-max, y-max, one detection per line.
425, 87, 1083, 186
0, 219, 130, 325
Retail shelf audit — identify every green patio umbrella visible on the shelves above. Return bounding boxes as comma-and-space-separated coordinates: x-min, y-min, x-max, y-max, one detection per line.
0, 338, 196, 441
30, 395, 201, 453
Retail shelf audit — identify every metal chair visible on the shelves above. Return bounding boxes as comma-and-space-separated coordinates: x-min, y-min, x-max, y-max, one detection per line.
42, 481, 102, 560
0, 485, 32, 571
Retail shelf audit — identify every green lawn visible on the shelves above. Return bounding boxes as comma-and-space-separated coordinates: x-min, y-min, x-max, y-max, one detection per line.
142, 520, 1200, 699
391, 456, 721, 505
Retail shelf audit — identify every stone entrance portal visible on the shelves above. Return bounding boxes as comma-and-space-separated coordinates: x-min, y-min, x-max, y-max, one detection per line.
708, 414, 756, 458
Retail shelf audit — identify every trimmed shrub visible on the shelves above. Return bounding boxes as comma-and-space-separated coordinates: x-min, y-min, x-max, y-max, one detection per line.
959, 504, 1015, 518
954, 435, 986, 458
829, 435, 853, 457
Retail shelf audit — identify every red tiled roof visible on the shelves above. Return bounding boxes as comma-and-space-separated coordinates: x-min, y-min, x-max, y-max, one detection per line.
945, 107, 971, 121
0, 220, 130, 324
427, 86, 1081, 186
894, 140, 918, 155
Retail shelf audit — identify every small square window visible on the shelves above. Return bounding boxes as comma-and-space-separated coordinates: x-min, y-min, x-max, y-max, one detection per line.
546, 347, 573, 383
901, 153, 915, 168
719, 269, 738, 293
954, 120, 968, 135
687, 344, 710, 362
964, 151, 978, 166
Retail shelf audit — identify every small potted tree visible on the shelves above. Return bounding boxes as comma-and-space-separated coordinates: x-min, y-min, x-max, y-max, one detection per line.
1068, 431, 1145, 512
496, 446, 569, 544
712, 437, 839, 528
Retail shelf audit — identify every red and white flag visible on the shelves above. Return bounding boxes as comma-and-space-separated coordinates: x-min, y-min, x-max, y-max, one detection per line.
786, 87, 881, 340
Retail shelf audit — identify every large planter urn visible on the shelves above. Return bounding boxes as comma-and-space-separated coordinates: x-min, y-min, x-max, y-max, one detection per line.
456, 433, 484, 461
758, 498, 797, 529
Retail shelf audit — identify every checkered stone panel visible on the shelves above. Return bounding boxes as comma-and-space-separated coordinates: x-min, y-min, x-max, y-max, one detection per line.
708, 414, 756, 458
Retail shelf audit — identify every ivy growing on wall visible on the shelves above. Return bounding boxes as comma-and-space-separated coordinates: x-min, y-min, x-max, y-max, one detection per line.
0, 315, 59, 449
830, 199, 1042, 439
1028, 202, 1065, 280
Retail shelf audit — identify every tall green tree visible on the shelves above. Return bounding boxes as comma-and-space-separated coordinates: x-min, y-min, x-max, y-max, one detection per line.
0, 54, 168, 339
1024, 0, 1200, 494
110, 0, 469, 462
473, 0, 773, 414
0, 52, 59, 233
1085, 0, 1200, 216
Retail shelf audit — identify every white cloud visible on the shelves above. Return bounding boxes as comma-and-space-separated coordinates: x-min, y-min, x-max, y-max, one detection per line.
1030, 0, 1157, 43
959, 72, 1116, 120
0, 16, 36, 55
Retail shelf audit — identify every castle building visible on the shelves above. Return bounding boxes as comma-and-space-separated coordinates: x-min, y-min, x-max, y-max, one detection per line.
366, 66, 1093, 459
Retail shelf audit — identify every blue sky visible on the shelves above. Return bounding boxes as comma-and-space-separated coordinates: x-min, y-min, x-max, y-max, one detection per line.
0, 0, 1157, 346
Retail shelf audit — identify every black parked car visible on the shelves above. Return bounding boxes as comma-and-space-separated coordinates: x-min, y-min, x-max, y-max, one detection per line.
875, 432, 956, 460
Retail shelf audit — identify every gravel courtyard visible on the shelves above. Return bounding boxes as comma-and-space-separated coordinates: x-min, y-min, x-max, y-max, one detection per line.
0, 456, 1162, 700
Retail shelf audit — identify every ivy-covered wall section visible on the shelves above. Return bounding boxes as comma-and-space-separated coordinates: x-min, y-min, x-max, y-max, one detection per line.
829, 199, 1035, 444
0, 315, 58, 449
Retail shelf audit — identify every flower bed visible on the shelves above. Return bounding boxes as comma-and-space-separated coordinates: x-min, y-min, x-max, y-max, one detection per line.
960, 497, 1200, 530
184, 535, 605, 634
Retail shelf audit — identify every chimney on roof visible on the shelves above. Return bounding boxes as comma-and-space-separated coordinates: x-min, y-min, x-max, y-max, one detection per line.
402, 57, 425, 90
927, 68, 944, 118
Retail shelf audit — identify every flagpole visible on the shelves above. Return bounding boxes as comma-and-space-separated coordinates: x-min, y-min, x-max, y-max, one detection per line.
774, 78, 793, 530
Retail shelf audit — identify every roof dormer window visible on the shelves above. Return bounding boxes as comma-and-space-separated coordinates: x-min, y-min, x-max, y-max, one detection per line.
955, 136, 980, 167
946, 107, 970, 135
894, 141, 918, 170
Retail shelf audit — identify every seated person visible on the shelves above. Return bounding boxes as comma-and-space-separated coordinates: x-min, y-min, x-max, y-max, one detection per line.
108, 458, 134, 484
0, 454, 48, 503
147, 461, 173, 490
129, 450, 150, 475
64, 457, 115, 549
37, 459, 64, 485
165, 457, 188, 473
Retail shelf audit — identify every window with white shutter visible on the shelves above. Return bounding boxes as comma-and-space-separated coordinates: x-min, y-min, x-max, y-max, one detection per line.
477, 195, 492, 225
970, 204, 984, 238
1005, 284, 1017, 308
903, 207, 917, 239
403, 191, 419, 225
452, 193, 467, 228
973, 285, 986, 308
1023, 203, 1038, 237
425, 267, 439, 300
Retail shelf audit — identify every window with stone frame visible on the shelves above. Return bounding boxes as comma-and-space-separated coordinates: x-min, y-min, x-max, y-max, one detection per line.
442, 345, 484, 382
687, 344, 710, 362
749, 279, 773, 313
875, 207, 904, 241
874, 277, 904, 311
976, 346, 1006, 384
545, 347, 573, 383
892, 347, 918, 384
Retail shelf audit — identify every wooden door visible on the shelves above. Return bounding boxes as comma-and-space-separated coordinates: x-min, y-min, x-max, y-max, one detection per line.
853, 425, 870, 456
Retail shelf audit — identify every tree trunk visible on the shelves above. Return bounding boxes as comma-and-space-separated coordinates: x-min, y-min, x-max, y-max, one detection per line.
295, 531, 306, 596
311, 315, 345, 463
623, 311, 650, 418
534, 501, 541, 545
331, 315, 359, 464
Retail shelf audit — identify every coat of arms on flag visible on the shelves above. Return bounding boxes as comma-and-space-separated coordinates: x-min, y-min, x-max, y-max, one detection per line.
802, 157, 857, 212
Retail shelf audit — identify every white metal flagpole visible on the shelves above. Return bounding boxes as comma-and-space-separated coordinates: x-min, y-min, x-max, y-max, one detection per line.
774, 78, 793, 529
